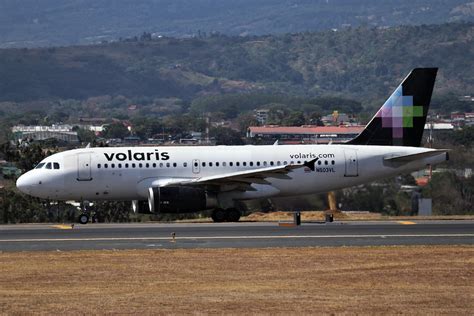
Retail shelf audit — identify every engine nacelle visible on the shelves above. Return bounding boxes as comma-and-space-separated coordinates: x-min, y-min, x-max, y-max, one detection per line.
131, 200, 152, 214
148, 186, 217, 213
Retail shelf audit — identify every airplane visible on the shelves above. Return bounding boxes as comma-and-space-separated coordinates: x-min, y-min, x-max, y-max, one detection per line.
16, 68, 448, 224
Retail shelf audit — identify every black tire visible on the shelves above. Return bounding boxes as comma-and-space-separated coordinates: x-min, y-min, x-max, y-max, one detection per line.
78, 213, 89, 225
226, 208, 241, 222
211, 208, 226, 223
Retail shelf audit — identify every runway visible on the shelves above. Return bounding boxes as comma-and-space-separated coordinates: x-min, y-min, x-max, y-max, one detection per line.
0, 220, 473, 251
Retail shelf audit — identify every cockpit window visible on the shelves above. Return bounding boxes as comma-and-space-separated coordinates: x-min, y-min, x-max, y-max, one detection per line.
45, 162, 52, 169
35, 163, 46, 169
53, 162, 60, 170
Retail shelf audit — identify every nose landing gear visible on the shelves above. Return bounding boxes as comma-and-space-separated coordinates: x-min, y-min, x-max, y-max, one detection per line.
78, 213, 89, 225
78, 201, 96, 225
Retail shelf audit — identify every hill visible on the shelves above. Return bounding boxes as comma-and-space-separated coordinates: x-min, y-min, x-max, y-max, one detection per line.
0, 22, 473, 113
1, 0, 474, 48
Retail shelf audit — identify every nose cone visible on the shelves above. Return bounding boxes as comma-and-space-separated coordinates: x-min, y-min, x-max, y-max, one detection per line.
16, 173, 34, 195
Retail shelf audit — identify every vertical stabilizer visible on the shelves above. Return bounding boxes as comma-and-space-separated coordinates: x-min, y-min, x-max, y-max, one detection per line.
348, 68, 437, 146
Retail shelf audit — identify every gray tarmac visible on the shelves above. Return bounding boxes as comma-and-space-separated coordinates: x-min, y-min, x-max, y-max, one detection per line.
0, 220, 473, 251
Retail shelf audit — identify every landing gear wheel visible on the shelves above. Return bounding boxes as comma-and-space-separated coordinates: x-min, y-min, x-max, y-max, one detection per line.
211, 208, 227, 223
78, 213, 89, 225
226, 208, 241, 222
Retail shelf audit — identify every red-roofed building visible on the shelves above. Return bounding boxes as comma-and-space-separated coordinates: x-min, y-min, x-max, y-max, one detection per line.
247, 125, 364, 144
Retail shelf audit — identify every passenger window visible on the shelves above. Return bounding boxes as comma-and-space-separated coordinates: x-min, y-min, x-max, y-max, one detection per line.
173, 163, 177, 167
324, 161, 328, 165
153, 163, 157, 168
166, 163, 170, 168
111, 163, 115, 168
250, 162, 253, 167
317, 160, 322, 165
98, 164, 101, 168
263, 161, 267, 166
236, 162, 240, 167
132, 163, 136, 168
202, 162, 206, 167
138, 163, 142, 168
284, 161, 288, 165
256, 161, 260, 167
184, 162, 188, 167
118, 163, 122, 168
243, 162, 247, 166
209, 162, 213, 167
229, 162, 233, 167
332, 160, 335, 165
270, 161, 274, 166
194, 162, 198, 167
45, 162, 52, 169
223, 162, 226, 167
35, 163, 46, 169
53, 162, 60, 169
160, 163, 163, 168
216, 162, 219, 167
104, 164, 108, 168
277, 161, 281, 166
146, 163, 149, 168
125, 163, 129, 168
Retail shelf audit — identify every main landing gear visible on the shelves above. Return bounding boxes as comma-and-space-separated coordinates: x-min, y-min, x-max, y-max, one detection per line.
211, 208, 241, 223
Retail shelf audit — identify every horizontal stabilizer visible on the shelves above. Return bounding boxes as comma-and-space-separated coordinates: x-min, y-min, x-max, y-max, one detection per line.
384, 149, 449, 163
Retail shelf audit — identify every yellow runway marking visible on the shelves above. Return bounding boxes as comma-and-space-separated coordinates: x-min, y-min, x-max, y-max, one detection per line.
51, 224, 73, 230
398, 221, 416, 225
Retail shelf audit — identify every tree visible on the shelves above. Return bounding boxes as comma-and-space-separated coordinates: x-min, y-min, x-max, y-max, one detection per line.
210, 127, 244, 145
102, 123, 129, 139
282, 111, 305, 126
17, 143, 46, 170
76, 128, 97, 143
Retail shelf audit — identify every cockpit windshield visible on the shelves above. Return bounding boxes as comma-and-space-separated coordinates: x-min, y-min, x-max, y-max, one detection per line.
34, 162, 60, 170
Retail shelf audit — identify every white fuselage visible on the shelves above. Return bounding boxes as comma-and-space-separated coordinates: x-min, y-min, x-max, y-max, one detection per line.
16, 144, 447, 203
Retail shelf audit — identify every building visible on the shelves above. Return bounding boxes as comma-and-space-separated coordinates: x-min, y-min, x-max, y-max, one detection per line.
12, 125, 79, 143
254, 109, 270, 125
247, 125, 365, 144
423, 123, 454, 132
321, 111, 352, 125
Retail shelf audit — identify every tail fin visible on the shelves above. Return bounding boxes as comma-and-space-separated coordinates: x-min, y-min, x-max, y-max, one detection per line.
348, 68, 437, 147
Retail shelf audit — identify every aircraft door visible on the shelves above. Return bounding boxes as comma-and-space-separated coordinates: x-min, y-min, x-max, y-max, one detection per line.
77, 153, 92, 181
192, 159, 200, 174
344, 149, 358, 177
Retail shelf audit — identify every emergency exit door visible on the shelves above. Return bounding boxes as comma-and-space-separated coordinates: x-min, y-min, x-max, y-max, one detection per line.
77, 153, 92, 181
344, 149, 358, 177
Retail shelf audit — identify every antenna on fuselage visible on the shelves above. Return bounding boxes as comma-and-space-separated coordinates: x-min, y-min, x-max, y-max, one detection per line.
85, 143, 91, 148
273, 140, 279, 146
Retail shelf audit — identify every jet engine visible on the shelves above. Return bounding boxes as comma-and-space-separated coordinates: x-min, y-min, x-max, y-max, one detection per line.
132, 200, 152, 214
148, 186, 217, 213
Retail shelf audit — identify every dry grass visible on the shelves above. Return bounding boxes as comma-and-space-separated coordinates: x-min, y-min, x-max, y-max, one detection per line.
0, 246, 473, 314
243, 211, 474, 222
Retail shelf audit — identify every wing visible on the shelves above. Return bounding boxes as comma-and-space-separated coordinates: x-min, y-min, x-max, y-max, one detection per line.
162, 158, 318, 191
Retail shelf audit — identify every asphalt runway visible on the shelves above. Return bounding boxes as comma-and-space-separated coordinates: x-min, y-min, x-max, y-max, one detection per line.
0, 220, 473, 251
